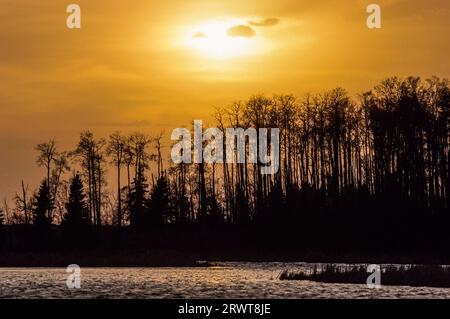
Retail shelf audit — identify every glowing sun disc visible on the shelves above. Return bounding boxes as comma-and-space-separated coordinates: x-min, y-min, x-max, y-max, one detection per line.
186, 21, 256, 59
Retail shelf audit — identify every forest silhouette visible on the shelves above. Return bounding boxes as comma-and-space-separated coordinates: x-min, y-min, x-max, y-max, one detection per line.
0, 76, 449, 264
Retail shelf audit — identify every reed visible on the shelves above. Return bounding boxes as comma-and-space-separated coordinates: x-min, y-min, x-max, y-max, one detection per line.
278, 264, 450, 288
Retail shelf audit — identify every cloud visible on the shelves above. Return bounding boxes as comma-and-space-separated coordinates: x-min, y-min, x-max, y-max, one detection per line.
226, 25, 256, 38
192, 31, 207, 38
248, 18, 279, 27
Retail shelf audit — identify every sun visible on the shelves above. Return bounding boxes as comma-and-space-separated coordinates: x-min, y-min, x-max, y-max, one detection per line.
185, 20, 256, 59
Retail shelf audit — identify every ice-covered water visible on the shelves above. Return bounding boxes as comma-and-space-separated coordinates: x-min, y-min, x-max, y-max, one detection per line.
1, 262, 449, 299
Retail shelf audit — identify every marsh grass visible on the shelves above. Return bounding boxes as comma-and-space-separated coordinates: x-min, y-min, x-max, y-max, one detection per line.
278, 264, 450, 288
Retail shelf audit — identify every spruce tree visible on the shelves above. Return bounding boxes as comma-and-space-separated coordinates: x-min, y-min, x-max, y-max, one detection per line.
62, 174, 90, 231
147, 175, 172, 226
127, 165, 148, 227
32, 180, 54, 228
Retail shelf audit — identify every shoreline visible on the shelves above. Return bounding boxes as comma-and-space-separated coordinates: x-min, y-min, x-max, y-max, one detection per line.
1, 250, 449, 267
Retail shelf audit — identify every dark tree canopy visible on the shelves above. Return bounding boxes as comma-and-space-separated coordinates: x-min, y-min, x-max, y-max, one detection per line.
1, 76, 448, 248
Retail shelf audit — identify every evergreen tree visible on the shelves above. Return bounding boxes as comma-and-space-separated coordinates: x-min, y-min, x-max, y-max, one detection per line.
199, 195, 223, 225
62, 174, 90, 231
174, 187, 190, 224
32, 180, 54, 228
147, 175, 172, 226
127, 165, 148, 227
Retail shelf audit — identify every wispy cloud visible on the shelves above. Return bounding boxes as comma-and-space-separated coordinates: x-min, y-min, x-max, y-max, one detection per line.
192, 31, 207, 38
248, 18, 279, 27
226, 25, 256, 38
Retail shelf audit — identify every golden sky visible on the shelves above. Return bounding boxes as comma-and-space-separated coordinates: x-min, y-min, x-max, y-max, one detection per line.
0, 0, 449, 198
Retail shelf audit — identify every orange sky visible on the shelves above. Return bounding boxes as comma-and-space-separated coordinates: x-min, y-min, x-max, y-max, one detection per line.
0, 0, 449, 199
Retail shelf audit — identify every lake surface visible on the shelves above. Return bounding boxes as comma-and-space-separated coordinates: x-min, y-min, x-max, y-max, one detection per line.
1, 262, 449, 299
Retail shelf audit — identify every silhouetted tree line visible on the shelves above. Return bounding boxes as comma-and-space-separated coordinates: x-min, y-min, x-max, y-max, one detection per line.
0, 76, 449, 236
